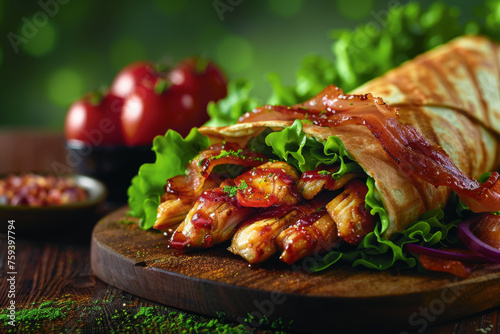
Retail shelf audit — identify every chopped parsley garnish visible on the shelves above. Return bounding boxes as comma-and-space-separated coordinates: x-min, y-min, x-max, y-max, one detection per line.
238, 180, 249, 191
210, 150, 264, 163
211, 149, 246, 160
222, 185, 238, 197
222, 180, 250, 197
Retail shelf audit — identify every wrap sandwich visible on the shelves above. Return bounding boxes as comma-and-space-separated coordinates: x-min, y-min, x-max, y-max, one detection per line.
128, 35, 500, 272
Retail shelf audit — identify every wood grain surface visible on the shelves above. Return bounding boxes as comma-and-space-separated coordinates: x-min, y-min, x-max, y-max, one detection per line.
0, 130, 71, 174
91, 207, 500, 334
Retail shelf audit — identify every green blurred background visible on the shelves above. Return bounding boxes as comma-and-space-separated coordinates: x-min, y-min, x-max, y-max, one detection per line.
0, 0, 485, 130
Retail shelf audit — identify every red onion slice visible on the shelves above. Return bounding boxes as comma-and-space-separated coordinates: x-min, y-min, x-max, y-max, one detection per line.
457, 214, 500, 263
405, 243, 493, 263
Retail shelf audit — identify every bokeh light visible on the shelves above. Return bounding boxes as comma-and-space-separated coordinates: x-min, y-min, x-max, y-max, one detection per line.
20, 21, 57, 57
46, 69, 85, 107
215, 35, 254, 73
336, 0, 374, 20
268, 0, 303, 17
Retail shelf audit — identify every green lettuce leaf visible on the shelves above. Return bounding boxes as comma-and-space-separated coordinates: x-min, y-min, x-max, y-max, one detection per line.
330, 2, 477, 92
127, 128, 210, 229
262, 119, 362, 176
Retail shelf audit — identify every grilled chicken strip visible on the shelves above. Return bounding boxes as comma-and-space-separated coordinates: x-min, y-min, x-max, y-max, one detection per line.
297, 167, 360, 200
277, 209, 339, 265
169, 161, 302, 250
326, 179, 374, 245
229, 209, 299, 264
170, 186, 252, 249
235, 161, 301, 207
154, 176, 219, 230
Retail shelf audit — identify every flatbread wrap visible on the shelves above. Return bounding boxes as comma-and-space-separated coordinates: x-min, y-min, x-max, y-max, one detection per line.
128, 35, 500, 271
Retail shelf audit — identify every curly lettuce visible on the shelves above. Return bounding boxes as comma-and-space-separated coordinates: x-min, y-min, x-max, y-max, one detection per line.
260, 119, 362, 177
127, 128, 210, 230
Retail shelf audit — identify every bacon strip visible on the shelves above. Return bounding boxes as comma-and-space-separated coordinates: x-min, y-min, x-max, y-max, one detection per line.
170, 141, 268, 198
239, 85, 500, 213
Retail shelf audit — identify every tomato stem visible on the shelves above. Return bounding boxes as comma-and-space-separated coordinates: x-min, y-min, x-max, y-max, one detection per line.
154, 79, 170, 95
195, 57, 208, 74
88, 91, 104, 106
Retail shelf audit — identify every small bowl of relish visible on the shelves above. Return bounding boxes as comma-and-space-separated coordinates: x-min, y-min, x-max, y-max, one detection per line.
0, 172, 107, 234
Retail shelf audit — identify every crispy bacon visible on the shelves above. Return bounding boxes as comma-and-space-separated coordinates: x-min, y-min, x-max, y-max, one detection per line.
195, 142, 268, 179
239, 85, 500, 213
169, 141, 268, 199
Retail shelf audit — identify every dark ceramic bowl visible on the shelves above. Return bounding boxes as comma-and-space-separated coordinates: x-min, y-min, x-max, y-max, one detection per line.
65, 141, 155, 204
0, 173, 107, 234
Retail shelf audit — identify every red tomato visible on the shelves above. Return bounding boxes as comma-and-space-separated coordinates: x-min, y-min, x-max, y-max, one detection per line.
167, 58, 203, 94
110, 61, 163, 98
168, 57, 228, 107
121, 80, 201, 146
201, 61, 228, 104
65, 93, 124, 145
121, 58, 228, 146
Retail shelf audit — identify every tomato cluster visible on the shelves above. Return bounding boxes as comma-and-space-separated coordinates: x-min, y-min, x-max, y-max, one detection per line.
64, 58, 228, 146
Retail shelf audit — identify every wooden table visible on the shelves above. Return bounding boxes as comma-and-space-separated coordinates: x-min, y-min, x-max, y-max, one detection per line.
0, 130, 499, 333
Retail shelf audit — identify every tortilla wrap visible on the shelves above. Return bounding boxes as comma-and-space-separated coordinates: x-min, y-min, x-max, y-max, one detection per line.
198, 35, 500, 236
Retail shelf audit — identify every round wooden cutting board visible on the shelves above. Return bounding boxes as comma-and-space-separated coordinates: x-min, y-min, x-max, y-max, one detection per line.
91, 207, 500, 333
